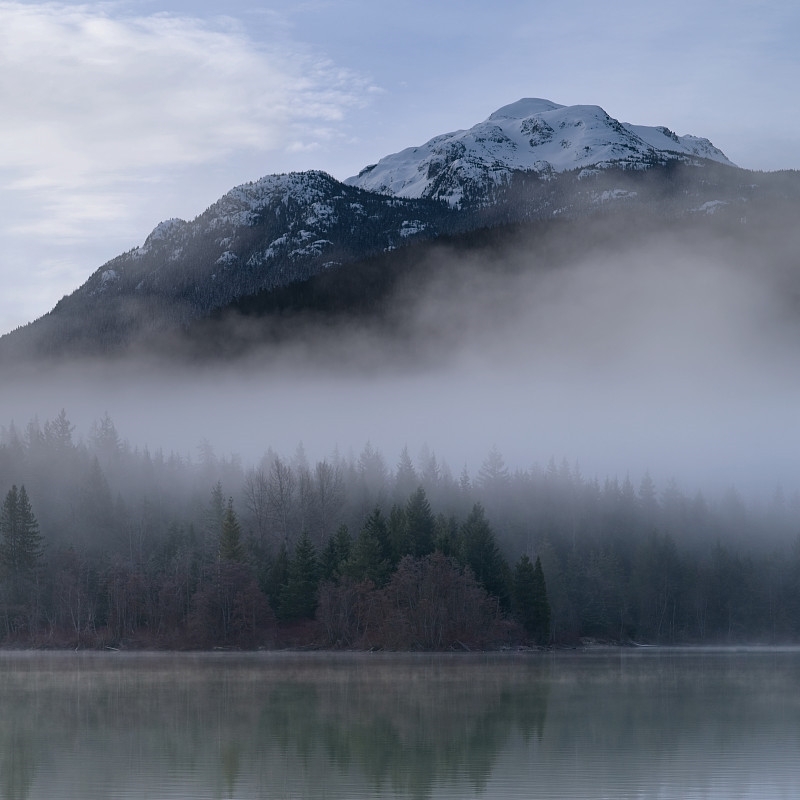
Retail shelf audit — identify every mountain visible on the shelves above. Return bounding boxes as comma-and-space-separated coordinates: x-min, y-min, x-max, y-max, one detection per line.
1, 97, 797, 362
345, 98, 734, 207
0, 171, 455, 358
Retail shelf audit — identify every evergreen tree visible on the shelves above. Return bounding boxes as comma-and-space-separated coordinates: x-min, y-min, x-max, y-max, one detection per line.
405, 486, 435, 557
342, 508, 391, 587
204, 481, 226, 558
477, 446, 510, 492
513, 554, 551, 645
387, 503, 408, 565
43, 409, 74, 454
393, 446, 418, 502
279, 531, 320, 621
90, 412, 122, 462
434, 513, 460, 557
320, 524, 352, 582
219, 497, 244, 562
0, 485, 43, 578
460, 503, 509, 606
530, 555, 551, 645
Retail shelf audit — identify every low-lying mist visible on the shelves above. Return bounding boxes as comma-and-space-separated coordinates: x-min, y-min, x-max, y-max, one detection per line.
4, 211, 799, 498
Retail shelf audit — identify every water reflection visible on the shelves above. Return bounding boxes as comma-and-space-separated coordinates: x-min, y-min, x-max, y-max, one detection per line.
0, 649, 798, 799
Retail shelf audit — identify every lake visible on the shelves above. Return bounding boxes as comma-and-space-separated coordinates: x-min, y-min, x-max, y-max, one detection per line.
1, 648, 799, 799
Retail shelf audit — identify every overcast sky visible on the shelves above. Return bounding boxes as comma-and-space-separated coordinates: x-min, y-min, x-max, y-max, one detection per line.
1, 0, 799, 335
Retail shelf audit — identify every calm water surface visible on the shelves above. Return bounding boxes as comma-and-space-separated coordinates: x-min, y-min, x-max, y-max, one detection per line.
1, 648, 799, 799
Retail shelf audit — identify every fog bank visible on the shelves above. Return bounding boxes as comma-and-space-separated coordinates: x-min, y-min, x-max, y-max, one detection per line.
3, 217, 799, 497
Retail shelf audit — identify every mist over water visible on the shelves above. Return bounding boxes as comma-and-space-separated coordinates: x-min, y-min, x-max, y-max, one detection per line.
3, 215, 799, 498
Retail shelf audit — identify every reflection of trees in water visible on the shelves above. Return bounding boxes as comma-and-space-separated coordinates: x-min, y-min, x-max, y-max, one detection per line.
1, 728, 36, 800
3, 652, 800, 798
0, 653, 553, 799
257, 658, 551, 798
219, 741, 241, 799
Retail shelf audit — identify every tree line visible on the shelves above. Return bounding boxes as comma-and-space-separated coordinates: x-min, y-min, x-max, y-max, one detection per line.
1, 411, 799, 649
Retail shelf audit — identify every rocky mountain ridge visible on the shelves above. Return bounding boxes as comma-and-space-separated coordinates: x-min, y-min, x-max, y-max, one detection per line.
345, 98, 734, 206
2, 98, 796, 361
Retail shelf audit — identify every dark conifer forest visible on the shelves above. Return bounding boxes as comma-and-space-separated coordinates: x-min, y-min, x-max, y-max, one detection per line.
2, 411, 799, 650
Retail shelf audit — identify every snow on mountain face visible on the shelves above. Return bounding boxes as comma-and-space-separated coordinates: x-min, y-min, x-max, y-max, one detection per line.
346, 98, 735, 206
80, 169, 450, 314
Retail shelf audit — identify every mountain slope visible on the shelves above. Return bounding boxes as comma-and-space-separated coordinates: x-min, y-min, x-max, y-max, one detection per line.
0, 171, 454, 357
78, 170, 451, 318
3, 97, 796, 363
346, 98, 733, 207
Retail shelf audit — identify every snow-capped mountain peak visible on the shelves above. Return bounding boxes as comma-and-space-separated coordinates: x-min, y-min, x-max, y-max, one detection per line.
346, 98, 735, 207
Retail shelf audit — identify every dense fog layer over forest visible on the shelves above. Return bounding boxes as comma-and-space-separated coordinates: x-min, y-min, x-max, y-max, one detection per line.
4, 210, 800, 492
1, 399, 799, 649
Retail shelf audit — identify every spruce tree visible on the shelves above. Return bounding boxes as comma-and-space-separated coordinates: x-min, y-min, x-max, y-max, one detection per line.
433, 513, 459, 557
531, 555, 551, 644
387, 503, 408, 565
342, 508, 391, 587
0, 485, 43, 578
393, 446, 418, 502
320, 524, 351, 582
460, 503, 509, 606
512, 554, 551, 645
279, 531, 319, 621
219, 497, 244, 562
405, 486, 435, 557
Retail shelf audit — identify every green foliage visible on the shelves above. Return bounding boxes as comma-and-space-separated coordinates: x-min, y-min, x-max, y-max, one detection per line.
405, 487, 435, 557
386, 504, 408, 565
0, 485, 43, 578
460, 504, 510, 607
3, 409, 800, 647
512, 555, 551, 645
434, 513, 460, 557
279, 531, 320, 621
342, 508, 392, 588
219, 497, 244, 562
320, 524, 352, 582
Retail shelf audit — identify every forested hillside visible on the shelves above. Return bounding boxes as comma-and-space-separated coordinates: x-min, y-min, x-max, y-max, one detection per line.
2, 412, 799, 650
3, 158, 799, 362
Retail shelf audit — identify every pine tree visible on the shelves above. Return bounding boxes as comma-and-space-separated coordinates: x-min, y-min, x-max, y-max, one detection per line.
0, 485, 43, 578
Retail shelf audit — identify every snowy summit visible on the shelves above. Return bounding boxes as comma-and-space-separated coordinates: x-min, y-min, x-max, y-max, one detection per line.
346, 98, 734, 207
